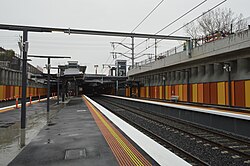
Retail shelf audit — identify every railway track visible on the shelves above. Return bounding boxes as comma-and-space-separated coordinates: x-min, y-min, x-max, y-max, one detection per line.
93, 97, 208, 165
93, 96, 250, 165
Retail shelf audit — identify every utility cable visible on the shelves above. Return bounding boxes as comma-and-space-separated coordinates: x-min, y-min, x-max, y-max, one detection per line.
134, 0, 227, 58
103, 0, 165, 73
156, 0, 207, 34
123, 0, 208, 57
132, 0, 208, 57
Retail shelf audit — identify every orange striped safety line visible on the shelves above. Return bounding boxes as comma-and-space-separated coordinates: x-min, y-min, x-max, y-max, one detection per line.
83, 96, 152, 166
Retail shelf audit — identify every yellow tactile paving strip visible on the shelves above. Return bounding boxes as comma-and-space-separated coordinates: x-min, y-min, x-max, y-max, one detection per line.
83, 96, 152, 166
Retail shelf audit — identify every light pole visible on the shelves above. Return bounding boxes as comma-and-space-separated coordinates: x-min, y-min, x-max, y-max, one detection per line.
162, 75, 166, 99
186, 69, 190, 102
223, 63, 232, 107
20, 29, 28, 148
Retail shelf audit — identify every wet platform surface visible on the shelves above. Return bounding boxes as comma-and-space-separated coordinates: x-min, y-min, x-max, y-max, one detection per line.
0, 99, 60, 166
8, 97, 119, 166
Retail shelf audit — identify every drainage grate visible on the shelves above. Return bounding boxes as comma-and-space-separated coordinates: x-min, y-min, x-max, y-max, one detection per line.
77, 110, 87, 112
64, 147, 100, 160
65, 148, 87, 160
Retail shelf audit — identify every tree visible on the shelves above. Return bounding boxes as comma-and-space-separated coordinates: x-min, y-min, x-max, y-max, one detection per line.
0, 49, 15, 61
185, 8, 247, 39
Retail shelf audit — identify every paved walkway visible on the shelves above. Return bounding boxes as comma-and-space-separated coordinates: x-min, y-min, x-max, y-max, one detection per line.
8, 96, 160, 166
9, 97, 119, 166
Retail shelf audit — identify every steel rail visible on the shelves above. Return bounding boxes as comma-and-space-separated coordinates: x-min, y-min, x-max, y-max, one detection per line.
104, 98, 250, 160
94, 97, 209, 165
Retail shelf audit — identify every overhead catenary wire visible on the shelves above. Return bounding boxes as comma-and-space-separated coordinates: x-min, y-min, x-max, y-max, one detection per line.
155, 0, 208, 34
116, 0, 165, 47
102, 0, 165, 73
122, 0, 208, 57
131, 0, 208, 58
105, 0, 208, 71
134, 0, 227, 58
131, 0, 165, 33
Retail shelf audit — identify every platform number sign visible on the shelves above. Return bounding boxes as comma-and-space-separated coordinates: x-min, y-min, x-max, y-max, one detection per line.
119, 69, 126, 76
116, 60, 126, 76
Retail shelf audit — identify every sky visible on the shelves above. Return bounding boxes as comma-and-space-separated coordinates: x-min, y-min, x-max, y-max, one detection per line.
0, 0, 249, 74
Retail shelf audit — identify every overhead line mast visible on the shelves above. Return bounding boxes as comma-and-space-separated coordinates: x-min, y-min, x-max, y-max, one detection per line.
104, 0, 165, 73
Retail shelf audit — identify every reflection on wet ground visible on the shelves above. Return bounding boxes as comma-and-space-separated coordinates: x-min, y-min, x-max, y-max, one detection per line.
0, 100, 64, 166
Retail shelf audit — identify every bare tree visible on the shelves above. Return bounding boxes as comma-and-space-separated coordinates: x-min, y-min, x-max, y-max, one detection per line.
185, 8, 247, 39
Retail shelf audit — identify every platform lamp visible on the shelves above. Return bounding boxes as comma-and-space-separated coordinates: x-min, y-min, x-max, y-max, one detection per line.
162, 74, 166, 100
223, 63, 232, 107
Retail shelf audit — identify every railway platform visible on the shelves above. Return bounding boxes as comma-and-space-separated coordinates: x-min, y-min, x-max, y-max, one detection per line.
7, 96, 186, 166
103, 95, 250, 138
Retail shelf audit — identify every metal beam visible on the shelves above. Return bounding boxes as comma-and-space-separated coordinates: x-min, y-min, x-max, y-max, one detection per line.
47, 58, 51, 114
28, 55, 71, 59
0, 24, 190, 41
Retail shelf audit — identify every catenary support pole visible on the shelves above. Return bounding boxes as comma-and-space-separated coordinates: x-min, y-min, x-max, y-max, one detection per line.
155, 39, 157, 61
131, 37, 135, 68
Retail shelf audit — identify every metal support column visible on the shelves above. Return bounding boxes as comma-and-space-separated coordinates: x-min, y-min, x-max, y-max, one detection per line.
20, 29, 28, 148
62, 79, 65, 102
57, 68, 60, 104
116, 80, 119, 95
47, 58, 51, 113
148, 77, 151, 98
131, 37, 135, 69
130, 83, 133, 97
114, 81, 117, 95
228, 71, 232, 107
187, 69, 190, 102
137, 82, 140, 98
155, 39, 157, 61
163, 75, 166, 99
224, 63, 232, 107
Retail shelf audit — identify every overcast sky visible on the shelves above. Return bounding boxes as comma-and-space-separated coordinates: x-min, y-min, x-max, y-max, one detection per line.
0, 0, 249, 74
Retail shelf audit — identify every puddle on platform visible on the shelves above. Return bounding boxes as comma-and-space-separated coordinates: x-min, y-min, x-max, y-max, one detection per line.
0, 104, 62, 166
